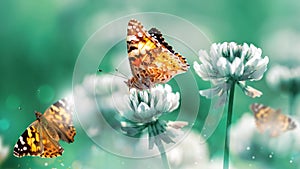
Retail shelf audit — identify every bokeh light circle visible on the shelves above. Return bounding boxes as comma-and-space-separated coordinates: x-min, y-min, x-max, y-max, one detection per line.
37, 85, 55, 104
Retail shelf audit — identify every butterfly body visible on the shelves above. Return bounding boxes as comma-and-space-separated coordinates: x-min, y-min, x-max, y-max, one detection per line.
126, 19, 189, 90
14, 98, 76, 158
250, 103, 296, 137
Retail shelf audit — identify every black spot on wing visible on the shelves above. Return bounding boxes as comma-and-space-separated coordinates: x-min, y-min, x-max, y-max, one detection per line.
148, 28, 175, 54
127, 44, 138, 53
53, 99, 65, 108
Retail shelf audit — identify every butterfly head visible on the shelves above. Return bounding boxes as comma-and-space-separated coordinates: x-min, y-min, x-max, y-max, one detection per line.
35, 111, 43, 120
250, 103, 263, 114
125, 77, 151, 90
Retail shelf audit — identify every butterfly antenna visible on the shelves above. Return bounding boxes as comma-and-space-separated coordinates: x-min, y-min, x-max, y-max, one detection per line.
114, 68, 129, 79
98, 68, 128, 80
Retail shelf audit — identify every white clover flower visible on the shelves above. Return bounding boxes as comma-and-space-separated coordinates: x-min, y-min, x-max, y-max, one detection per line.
122, 84, 180, 123
267, 65, 300, 94
194, 42, 269, 106
119, 84, 188, 149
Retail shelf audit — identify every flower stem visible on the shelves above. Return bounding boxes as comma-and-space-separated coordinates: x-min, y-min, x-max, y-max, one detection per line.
223, 82, 235, 169
157, 142, 171, 169
289, 92, 296, 115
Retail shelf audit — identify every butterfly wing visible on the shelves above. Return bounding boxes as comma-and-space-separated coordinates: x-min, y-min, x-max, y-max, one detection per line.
14, 115, 64, 158
277, 110, 296, 132
250, 103, 296, 137
39, 125, 64, 158
14, 98, 75, 158
14, 121, 43, 157
127, 19, 189, 89
43, 98, 76, 143
148, 27, 189, 75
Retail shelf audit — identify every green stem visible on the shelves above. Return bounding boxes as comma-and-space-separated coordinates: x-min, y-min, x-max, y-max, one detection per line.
151, 121, 171, 169
157, 143, 171, 169
288, 91, 297, 157
289, 92, 296, 115
223, 83, 235, 169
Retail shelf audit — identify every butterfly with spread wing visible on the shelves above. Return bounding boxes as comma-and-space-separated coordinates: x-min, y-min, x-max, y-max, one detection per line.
125, 19, 190, 90
250, 103, 296, 137
14, 98, 76, 158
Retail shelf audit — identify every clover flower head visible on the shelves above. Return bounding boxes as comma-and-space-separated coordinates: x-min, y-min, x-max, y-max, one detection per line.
122, 84, 180, 123
194, 42, 269, 106
119, 84, 187, 149
267, 65, 300, 94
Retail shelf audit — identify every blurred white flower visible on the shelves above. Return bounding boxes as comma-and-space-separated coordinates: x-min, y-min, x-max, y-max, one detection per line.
119, 84, 188, 149
230, 114, 256, 155
73, 74, 126, 137
206, 158, 238, 169
0, 136, 9, 165
266, 65, 300, 94
194, 42, 269, 106
263, 29, 300, 63
168, 131, 209, 168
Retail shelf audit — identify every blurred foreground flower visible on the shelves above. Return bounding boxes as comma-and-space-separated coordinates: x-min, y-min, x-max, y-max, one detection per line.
194, 42, 269, 169
73, 74, 127, 138
168, 131, 209, 168
266, 65, 300, 114
119, 84, 187, 149
0, 136, 9, 165
194, 42, 269, 106
267, 65, 300, 94
266, 65, 300, 115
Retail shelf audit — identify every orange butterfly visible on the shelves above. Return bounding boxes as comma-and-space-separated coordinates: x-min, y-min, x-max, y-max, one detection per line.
14, 98, 76, 158
250, 103, 296, 137
125, 19, 189, 90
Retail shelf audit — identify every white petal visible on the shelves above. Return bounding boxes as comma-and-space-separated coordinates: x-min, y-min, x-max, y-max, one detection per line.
210, 43, 220, 60
244, 56, 269, 81
167, 121, 188, 129
137, 102, 151, 113
199, 50, 212, 65
214, 91, 228, 108
231, 57, 244, 77
193, 61, 216, 81
168, 92, 180, 112
217, 57, 231, 76
199, 85, 223, 98
238, 82, 262, 98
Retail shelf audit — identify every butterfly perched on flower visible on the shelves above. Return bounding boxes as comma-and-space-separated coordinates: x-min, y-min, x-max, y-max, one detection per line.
126, 19, 190, 90
250, 103, 296, 137
14, 98, 76, 158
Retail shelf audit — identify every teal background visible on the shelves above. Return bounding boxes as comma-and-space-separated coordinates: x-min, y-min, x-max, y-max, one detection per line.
1, 0, 300, 169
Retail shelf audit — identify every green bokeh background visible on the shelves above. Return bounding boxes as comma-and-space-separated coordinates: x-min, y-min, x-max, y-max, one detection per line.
1, 0, 300, 169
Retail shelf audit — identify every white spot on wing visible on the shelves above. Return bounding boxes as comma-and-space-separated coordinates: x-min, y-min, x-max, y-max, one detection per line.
137, 32, 143, 37
19, 136, 25, 145
127, 35, 139, 41
59, 100, 66, 107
